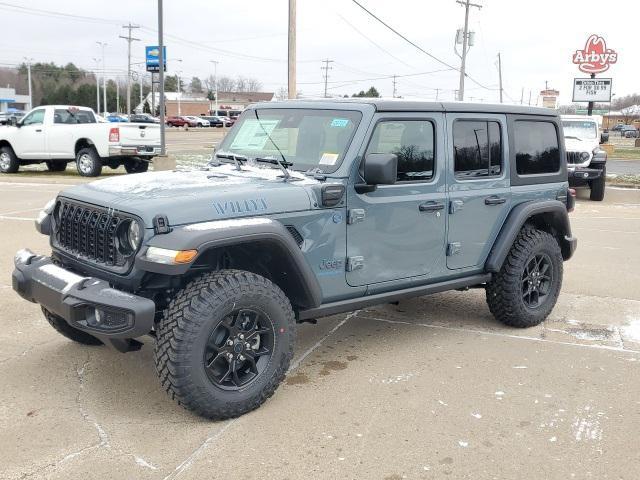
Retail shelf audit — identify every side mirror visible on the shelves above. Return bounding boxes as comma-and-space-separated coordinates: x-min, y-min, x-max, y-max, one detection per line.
600, 132, 609, 144
355, 153, 397, 193
8, 116, 18, 127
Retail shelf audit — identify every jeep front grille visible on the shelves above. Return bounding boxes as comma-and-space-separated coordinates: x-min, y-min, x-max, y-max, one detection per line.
54, 200, 127, 267
566, 152, 581, 164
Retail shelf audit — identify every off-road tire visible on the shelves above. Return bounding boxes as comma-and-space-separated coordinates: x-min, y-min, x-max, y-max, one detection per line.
154, 270, 296, 419
46, 161, 67, 172
75, 147, 102, 177
0, 145, 19, 173
42, 307, 103, 345
486, 226, 563, 328
590, 165, 606, 201
124, 158, 149, 174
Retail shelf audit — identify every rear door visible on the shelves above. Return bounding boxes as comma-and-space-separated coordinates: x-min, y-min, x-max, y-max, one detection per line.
446, 113, 511, 270
346, 113, 447, 287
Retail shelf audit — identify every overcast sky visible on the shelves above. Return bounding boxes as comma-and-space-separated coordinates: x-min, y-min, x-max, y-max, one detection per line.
0, 0, 636, 104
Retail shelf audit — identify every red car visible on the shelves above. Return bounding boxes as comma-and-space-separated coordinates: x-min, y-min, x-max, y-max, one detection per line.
166, 116, 196, 127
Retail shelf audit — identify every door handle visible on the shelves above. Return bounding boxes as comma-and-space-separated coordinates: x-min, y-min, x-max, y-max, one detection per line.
485, 195, 506, 206
419, 201, 445, 212
35, 129, 42, 132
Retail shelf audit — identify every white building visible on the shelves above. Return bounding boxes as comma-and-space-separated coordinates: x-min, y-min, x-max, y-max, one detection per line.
0, 87, 31, 113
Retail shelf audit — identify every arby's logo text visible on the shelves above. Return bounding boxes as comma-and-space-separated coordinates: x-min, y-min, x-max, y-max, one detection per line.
572, 35, 618, 74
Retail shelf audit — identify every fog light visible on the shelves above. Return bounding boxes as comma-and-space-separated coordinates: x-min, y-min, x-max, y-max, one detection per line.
87, 307, 132, 330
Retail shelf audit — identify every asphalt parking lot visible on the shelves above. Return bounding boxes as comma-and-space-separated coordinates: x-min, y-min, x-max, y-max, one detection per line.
0, 180, 639, 480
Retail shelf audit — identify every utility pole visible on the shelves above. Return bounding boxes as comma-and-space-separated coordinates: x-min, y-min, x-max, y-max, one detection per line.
23, 57, 33, 110
93, 58, 101, 114
120, 23, 140, 115
528, 90, 532, 106
321, 59, 334, 98
392, 75, 397, 98
435, 88, 440, 101
97, 42, 108, 115
288, 0, 296, 99
139, 71, 144, 112
158, 0, 166, 155
210, 60, 219, 113
520, 87, 524, 105
176, 71, 182, 115
497, 52, 503, 103
116, 81, 120, 113
456, 0, 482, 101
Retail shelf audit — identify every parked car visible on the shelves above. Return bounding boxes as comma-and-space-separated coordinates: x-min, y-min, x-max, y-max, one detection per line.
129, 114, 159, 124
213, 109, 242, 120
184, 116, 210, 127
610, 123, 625, 132
106, 113, 129, 123
200, 115, 233, 128
11, 100, 577, 419
0, 105, 160, 176
0, 110, 25, 125
561, 115, 607, 201
621, 125, 639, 138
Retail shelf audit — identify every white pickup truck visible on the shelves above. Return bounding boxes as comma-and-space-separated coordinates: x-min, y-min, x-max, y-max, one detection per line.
0, 105, 161, 176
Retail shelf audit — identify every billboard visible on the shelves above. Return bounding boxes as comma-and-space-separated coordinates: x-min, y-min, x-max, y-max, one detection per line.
572, 35, 617, 74
572, 78, 612, 102
146, 46, 167, 72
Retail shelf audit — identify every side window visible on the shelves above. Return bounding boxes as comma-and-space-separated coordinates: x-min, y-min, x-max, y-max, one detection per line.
514, 121, 560, 175
22, 109, 45, 126
366, 120, 435, 182
453, 120, 502, 179
54, 109, 96, 124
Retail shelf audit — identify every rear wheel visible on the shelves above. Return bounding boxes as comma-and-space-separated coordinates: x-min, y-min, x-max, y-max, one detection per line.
589, 165, 606, 201
0, 145, 19, 173
76, 147, 102, 177
154, 270, 295, 419
42, 307, 103, 346
45, 161, 67, 172
124, 158, 149, 174
486, 227, 563, 328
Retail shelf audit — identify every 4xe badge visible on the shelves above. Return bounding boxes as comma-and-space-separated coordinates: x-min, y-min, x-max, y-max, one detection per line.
572, 35, 618, 74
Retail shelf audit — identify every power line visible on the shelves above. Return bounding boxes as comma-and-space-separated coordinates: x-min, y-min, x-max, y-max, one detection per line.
350, 0, 495, 92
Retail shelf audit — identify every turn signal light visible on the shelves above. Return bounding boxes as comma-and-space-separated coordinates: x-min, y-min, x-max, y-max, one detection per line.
109, 127, 120, 142
174, 250, 198, 264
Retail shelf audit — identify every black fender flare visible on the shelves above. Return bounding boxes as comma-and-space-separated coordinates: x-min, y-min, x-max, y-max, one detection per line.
136, 218, 322, 309
485, 200, 577, 273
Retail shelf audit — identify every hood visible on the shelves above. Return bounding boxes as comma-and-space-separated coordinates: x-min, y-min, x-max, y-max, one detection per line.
60, 164, 318, 227
564, 136, 598, 153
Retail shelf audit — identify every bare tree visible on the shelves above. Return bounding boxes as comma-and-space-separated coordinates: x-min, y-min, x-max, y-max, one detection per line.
246, 78, 263, 92
216, 76, 236, 92
235, 76, 248, 92
276, 87, 288, 101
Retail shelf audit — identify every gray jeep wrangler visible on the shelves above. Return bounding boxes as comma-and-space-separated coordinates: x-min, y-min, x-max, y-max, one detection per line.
12, 100, 577, 419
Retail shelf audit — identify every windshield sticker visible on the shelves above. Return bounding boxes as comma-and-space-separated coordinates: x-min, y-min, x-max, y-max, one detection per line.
319, 153, 339, 165
229, 119, 279, 150
330, 118, 349, 128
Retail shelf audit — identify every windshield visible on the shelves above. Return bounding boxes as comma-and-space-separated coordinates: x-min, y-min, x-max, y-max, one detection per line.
562, 120, 597, 140
216, 108, 362, 173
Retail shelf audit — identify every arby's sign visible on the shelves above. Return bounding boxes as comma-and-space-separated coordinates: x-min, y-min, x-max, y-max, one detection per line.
572, 35, 618, 74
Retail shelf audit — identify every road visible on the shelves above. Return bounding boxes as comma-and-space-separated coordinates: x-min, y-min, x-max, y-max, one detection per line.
0, 180, 639, 479
607, 159, 640, 175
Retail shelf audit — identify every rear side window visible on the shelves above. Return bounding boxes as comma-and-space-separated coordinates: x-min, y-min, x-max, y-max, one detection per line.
514, 121, 560, 175
453, 120, 502, 179
54, 109, 96, 124
366, 120, 435, 182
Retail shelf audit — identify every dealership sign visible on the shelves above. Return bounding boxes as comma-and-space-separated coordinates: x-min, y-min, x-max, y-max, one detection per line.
145, 46, 167, 72
572, 35, 617, 74
572, 78, 612, 102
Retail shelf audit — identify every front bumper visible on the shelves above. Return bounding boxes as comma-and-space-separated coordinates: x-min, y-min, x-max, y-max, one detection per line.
108, 145, 161, 157
12, 249, 155, 340
568, 166, 604, 185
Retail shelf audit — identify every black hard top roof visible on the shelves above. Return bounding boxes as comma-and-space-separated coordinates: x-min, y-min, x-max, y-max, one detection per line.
252, 98, 557, 117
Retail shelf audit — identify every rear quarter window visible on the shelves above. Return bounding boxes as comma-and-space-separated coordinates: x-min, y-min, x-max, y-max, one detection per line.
514, 121, 560, 175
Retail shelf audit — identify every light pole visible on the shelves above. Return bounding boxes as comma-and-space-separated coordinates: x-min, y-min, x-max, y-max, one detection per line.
176, 70, 182, 116
96, 42, 108, 115
23, 57, 34, 110
93, 58, 101, 114
158, 0, 166, 155
210, 60, 218, 114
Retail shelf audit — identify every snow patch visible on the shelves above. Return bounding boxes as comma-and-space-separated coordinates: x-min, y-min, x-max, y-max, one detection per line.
134, 456, 158, 470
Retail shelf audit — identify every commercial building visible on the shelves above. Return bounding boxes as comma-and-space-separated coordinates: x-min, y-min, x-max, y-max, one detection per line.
0, 87, 30, 113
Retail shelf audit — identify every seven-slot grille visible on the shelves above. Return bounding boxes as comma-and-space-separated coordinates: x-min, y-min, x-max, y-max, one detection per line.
566, 152, 582, 164
55, 200, 126, 266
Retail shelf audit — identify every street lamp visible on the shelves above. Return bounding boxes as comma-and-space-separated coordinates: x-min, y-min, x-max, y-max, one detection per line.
96, 42, 108, 115
175, 58, 183, 116
93, 58, 101, 114
23, 57, 34, 111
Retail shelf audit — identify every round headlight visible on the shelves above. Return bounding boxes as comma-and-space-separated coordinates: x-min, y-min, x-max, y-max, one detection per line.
128, 221, 142, 250
580, 151, 590, 161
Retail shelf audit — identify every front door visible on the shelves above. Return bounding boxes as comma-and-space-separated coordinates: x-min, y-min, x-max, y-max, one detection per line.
13, 108, 48, 159
446, 113, 511, 270
346, 114, 447, 287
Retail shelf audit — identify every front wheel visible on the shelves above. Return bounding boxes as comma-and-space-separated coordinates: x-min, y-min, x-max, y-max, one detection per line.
0, 145, 19, 173
486, 227, 563, 328
76, 148, 103, 177
590, 166, 606, 201
154, 270, 295, 419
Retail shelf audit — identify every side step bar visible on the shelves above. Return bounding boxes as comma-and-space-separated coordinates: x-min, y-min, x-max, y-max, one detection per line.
298, 273, 492, 321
